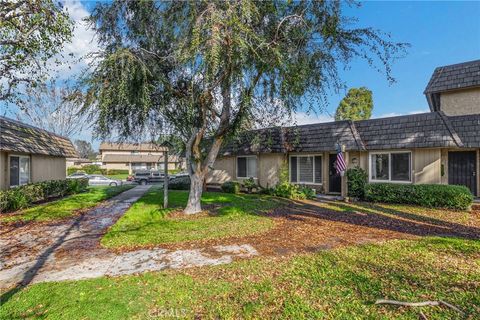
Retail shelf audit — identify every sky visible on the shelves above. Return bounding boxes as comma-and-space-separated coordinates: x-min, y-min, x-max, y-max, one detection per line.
2, 0, 480, 150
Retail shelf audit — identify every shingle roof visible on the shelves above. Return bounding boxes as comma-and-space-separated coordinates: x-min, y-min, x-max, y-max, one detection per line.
220, 127, 285, 156
220, 111, 478, 156
354, 112, 458, 150
0, 116, 77, 157
99, 142, 168, 152
283, 121, 361, 152
424, 59, 480, 94
102, 154, 181, 163
448, 113, 480, 148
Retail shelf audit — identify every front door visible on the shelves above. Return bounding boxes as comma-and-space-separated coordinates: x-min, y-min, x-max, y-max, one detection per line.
448, 151, 477, 195
329, 154, 341, 193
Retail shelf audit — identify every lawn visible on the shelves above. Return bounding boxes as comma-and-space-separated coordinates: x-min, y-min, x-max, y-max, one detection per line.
0, 185, 135, 223
1, 237, 478, 319
101, 187, 282, 248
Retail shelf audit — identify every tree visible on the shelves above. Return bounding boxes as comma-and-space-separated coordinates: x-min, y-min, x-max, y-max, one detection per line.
16, 79, 86, 137
334, 87, 373, 121
74, 140, 96, 160
83, 0, 407, 214
0, 0, 73, 103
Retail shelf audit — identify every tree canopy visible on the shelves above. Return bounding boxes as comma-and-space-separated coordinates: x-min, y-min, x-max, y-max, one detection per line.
334, 87, 373, 121
83, 0, 408, 213
0, 0, 73, 103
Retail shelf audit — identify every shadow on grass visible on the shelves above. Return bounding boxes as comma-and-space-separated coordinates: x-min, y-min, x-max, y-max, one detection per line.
0, 186, 132, 236
280, 200, 480, 240
0, 213, 87, 306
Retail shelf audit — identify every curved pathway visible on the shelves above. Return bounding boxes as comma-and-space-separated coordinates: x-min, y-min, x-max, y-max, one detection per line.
0, 186, 257, 290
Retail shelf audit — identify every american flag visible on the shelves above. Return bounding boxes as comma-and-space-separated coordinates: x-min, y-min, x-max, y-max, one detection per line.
336, 150, 347, 174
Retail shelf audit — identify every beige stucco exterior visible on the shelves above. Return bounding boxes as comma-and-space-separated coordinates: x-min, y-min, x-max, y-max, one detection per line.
208, 148, 479, 197
439, 87, 480, 116
0, 151, 67, 190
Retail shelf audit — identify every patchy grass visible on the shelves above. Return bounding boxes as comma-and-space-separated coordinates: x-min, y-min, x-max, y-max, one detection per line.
317, 201, 477, 226
1, 237, 479, 319
0, 185, 135, 224
101, 187, 282, 248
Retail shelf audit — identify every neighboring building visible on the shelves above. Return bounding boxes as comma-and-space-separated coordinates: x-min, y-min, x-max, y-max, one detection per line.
66, 158, 93, 168
208, 61, 480, 197
0, 117, 77, 190
424, 59, 480, 115
99, 142, 184, 173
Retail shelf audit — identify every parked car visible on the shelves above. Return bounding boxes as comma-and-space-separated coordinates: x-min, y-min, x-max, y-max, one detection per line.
134, 170, 165, 185
88, 175, 122, 187
170, 171, 189, 180
67, 172, 88, 179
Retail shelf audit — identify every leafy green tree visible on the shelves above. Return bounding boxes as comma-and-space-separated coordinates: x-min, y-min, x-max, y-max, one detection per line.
0, 0, 74, 103
83, 0, 407, 214
335, 87, 373, 121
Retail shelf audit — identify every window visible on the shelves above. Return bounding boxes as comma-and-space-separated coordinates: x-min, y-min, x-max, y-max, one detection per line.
9, 155, 30, 187
370, 152, 411, 183
290, 155, 322, 184
237, 156, 257, 178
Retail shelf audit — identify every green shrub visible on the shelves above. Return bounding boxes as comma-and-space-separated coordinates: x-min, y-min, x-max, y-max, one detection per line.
0, 178, 89, 213
267, 182, 315, 200
169, 176, 191, 190
347, 167, 368, 200
364, 183, 473, 210
221, 181, 241, 194
242, 177, 258, 193
106, 169, 129, 175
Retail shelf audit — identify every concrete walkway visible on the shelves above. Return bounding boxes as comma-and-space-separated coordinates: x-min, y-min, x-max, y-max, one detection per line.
0, 186, 258, 289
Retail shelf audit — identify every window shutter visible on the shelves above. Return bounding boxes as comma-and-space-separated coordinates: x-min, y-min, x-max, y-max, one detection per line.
237, 157, 247, 178
290, 156, 297, 182
314, 156, 322, 183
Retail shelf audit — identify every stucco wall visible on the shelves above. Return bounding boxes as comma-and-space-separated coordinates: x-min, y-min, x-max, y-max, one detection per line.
258, 154, 285, 188
413, 149, 442, 184
439, 87, 480, 115
31, 155, 67, 183
0, 151, 7, 190
206, 156, 235, 184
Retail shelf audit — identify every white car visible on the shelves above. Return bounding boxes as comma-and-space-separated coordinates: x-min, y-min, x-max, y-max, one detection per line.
88, 175, 122, 187
67, 172, 89, 179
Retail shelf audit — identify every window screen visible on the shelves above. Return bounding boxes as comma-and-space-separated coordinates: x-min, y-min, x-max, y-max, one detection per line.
237, 157, 247, 177
314, 156, 322, 183
9, 156, 19, 186
391, 153, 411, 181
299, 156, 314, 183
290, 156, 297, 182
371, 154, 389, 180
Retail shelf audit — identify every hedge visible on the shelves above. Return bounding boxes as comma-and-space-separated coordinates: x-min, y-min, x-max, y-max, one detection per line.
221, 181, 241, 194
67, 165, 107, 175
106, 169, 129, 175
364, 183, 473, 210
0, 179, 89, 213
169, 176, 191, 190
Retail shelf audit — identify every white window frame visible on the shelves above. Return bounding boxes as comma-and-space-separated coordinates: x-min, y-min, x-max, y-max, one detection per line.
369, 151, 412, 183
9, 155, 31, 187
236, 156, 257, 179
289, 154, 323, 185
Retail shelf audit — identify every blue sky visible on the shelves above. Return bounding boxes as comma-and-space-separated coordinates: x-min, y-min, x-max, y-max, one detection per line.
302, 0, 480, 122
2, 1, 479, 150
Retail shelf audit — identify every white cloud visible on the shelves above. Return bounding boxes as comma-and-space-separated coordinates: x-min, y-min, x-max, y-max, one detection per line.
49, 0, 100, 78
373, 108, 429, 119
291, 112, 334, 125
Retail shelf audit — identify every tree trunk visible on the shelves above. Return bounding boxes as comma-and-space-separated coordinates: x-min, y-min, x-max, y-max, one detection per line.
184, 171, 205, 214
